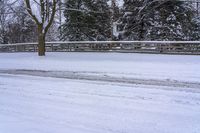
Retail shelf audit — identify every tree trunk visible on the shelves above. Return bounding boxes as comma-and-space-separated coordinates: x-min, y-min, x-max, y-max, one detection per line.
139, 17, 144, 41
38, 26, 46, 56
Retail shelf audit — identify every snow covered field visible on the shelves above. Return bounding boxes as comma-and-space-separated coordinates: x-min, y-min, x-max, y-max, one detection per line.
0, 52, 200, 133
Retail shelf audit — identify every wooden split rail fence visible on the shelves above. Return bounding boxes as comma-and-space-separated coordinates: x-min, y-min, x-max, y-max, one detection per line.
0, 41, 200, 55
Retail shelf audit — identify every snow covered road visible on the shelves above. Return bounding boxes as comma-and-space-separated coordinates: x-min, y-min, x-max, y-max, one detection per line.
0, 52, 200, 82
0, 74, 200, 133
0, 52, 200, 133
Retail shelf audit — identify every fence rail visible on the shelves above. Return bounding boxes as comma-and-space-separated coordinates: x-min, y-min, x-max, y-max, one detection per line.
0, 41, 200, 55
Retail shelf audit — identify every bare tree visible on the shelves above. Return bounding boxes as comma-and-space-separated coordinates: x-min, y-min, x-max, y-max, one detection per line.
24, 0, 58, 56
0, 0, 10, 44
7, 1, 37, 43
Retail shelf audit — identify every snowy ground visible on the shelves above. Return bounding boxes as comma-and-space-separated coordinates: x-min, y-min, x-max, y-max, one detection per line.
0, 52, 200, 133
0, 52, 200, 82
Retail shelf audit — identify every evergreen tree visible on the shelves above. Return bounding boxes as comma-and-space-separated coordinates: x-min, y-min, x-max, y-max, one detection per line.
121, 0, 143, 40
121, 0, 200, 41
146, 0, 200, 41
61, 0, 111, 41
110, 0, 121, 40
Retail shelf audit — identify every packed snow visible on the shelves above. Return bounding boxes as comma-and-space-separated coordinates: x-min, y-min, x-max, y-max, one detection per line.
0, 52, 199, 82
0, 52, 200, 133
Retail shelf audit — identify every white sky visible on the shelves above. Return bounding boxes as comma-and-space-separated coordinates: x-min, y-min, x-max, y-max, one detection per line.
117, 0, 124, 7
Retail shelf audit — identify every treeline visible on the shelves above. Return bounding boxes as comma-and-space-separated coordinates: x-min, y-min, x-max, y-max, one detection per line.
121, 0, 200, 41
0, 0, 200, 44
61, 0, 200, 41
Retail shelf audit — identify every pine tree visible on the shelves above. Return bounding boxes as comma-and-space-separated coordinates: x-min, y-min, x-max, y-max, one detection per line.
110, 0, 121, 40
121, 0, 143, 40
61, 0, 111, 41
146, 0, 200, 41
121, 0, 200, 41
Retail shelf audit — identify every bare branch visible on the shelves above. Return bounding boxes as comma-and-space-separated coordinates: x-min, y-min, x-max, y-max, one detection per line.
33, 0, 41, 6
44, 0, 57, 34
40, 0, 45, 23
24, 0, 40, 25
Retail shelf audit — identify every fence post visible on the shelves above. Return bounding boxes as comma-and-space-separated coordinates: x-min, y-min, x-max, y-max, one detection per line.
51, 44, 54, 52
33, 44, 36, 52
15, 45, 17, 52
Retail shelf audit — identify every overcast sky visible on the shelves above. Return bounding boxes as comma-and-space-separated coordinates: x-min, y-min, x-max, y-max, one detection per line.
117, 0, 124, 7
108, 0, 123, 7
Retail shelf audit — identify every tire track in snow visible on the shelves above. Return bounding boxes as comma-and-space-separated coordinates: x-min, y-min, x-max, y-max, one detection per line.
0, 69, 200, 89
1, 73, 200, 133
